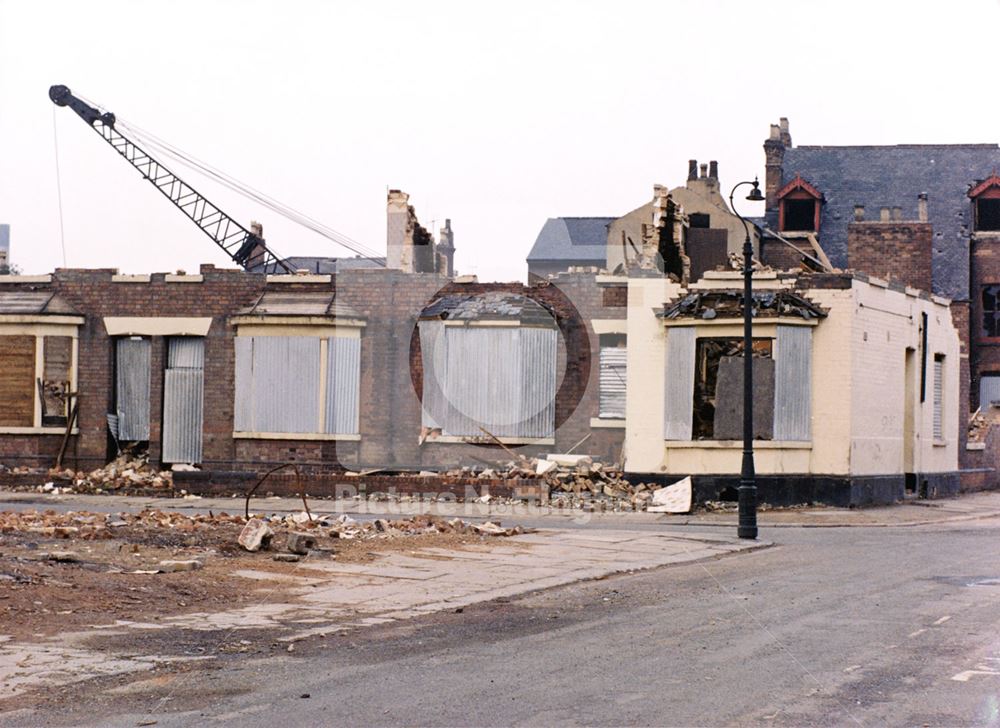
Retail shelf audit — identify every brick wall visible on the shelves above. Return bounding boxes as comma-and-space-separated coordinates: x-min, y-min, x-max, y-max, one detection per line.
0, 266, 626, 475
846, 222, 933, 291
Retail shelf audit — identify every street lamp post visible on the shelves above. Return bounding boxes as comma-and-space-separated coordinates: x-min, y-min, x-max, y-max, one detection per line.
729, 178, 765, 540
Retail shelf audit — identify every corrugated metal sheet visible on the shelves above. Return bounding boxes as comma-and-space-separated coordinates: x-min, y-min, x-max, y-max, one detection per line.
162, 338, 204, 463
163, 370, 204, 463
234, 337, 254, 431
419, 321, 447, 429
239, 291, 363, 319
115, 338, 150, 441
933, 358, 944, 440
664, 327, 695, 440
598, 346, 627, 419
167, 337, 205, 368
325, 336, 360, 434
774, 326, 812, 441
981, 375, 1000, 410
435, 326, 556, 438
235, 337, 320, 433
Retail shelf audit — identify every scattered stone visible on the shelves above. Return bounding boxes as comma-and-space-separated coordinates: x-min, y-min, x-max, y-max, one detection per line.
285, 532, 317, 555
45, 551, 79, 563
157, 559, 203, 573
238, 518, 273, 552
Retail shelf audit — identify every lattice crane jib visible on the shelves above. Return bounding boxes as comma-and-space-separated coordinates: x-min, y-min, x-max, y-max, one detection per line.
49, 85, 292, 274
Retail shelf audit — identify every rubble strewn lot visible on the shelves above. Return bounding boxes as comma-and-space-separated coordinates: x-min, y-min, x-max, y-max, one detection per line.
0, 508, 521, 643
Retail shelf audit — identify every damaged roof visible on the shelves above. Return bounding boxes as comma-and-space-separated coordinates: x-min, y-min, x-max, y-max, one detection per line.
658, 289, 827, 321
526, 217, 614, 262
240, 291, 363, 319
419, 292, 557, 326
767, 144, 1000, 301
0, 291, 80, 315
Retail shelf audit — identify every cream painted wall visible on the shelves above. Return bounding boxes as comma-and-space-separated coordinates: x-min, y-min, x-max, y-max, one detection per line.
847, 281, 959, 476
623, 276, 681, 473
622, 275, 960, 478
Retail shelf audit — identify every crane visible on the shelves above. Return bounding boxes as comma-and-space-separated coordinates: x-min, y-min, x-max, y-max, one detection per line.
49, 85, 293, 273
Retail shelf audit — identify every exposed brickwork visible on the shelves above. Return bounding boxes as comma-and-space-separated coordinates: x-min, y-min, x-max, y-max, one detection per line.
0, 266, 624, 476
760, 236, 809, 272
846, 222, 933, 292
601, 285, 627, 307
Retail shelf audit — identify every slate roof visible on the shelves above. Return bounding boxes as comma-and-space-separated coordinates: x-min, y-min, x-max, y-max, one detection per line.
767, 144, 1000, 301
526, 217, 614, 262
419, 292, 556, 326
0, 291, 80, 315
239, 291, 363, 319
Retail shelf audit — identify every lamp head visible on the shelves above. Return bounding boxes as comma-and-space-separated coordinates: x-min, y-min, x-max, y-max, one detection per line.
746, 177, 765, 202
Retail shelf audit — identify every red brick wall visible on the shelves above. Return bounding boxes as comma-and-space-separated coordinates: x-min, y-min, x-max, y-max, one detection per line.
846, 222, 933, 291
0, 267, 625, 475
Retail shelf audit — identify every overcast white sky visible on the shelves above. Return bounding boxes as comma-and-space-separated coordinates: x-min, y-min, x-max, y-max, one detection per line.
2, 0, 999, 281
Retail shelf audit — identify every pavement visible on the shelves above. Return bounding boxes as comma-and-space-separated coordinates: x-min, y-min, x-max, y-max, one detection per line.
5, 489, 1000, 726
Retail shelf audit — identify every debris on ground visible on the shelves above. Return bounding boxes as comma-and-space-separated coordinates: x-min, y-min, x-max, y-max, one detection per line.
0, 449, 177, 496
237, 512, 525, 552
440, 453, 690, 513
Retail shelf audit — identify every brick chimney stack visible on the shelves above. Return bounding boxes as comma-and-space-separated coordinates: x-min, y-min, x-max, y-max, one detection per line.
764, 118, 790, 209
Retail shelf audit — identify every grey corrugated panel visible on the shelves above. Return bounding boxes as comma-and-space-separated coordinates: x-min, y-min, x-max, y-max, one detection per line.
774, 326, 812, 441
933, 359, 944, 439
518, 327, 557, 438
325, 337, 360, 434
240, 291, 363, 319
115, 338, 150, 441
162, 370, 204, 463
167, 337, 205, 369
234, 337, 254, 431
249, 337, 321, 433
599, 347, 627, 419
980, 375, 1000, 410
664, 327, 695, 440
163, 339, 204, 463
0, 291, 53, 314
441, 327, 556, 438
419, 321, 446, 429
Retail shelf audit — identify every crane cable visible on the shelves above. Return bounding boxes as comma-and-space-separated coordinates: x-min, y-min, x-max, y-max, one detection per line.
74, 92, 386, 264
51, 106, 68, 267
120, 119, 386, 263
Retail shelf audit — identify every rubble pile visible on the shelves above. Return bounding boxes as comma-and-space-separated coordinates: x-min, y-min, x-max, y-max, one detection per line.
443, 454, 686, 512
969, 411, 990, 443
41, 451, 174, 495
0, 508, 243, 540
238, 512, 525, 552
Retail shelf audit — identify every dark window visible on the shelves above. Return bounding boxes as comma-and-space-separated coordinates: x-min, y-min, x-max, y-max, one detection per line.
977, 199, 1000, 231
692, 337, 774, 440
689, 213, 710, 229
782, 199, 817, 231
983, 285, 1000, 337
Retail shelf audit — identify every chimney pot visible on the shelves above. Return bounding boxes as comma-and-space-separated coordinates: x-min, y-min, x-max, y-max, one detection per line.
709, 160, 718, 180
917, 193, 928, 222
699, 163, 708, 179
891, 206, 903, 222
854, 205, 865, 222
688, 160, 698, 181
769, 124, 781, 140
880, 207, 891, 222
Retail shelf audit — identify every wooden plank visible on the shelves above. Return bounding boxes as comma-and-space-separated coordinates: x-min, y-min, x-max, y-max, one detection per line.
0, 335, 36, 426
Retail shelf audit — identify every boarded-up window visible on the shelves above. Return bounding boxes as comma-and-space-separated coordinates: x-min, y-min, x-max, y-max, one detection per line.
115, 337, 151, 441
598, 334, 627, 419
0, 335, 35, 427
235, 335, 360, 435
41, 336, 72, 426
664, 327, 696, 440
933, 355, 944, 440
980, 373, 1000, 410
162, 338, 204, 464
694, 337, 774, 440
419, 325, 557, 439
773, 326, 812, 441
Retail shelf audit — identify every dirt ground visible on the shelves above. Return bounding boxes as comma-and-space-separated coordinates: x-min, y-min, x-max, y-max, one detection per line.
0, 509, 508, 643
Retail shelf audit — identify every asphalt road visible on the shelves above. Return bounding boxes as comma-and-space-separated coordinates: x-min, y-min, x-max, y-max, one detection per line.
22, 514, 999, 727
